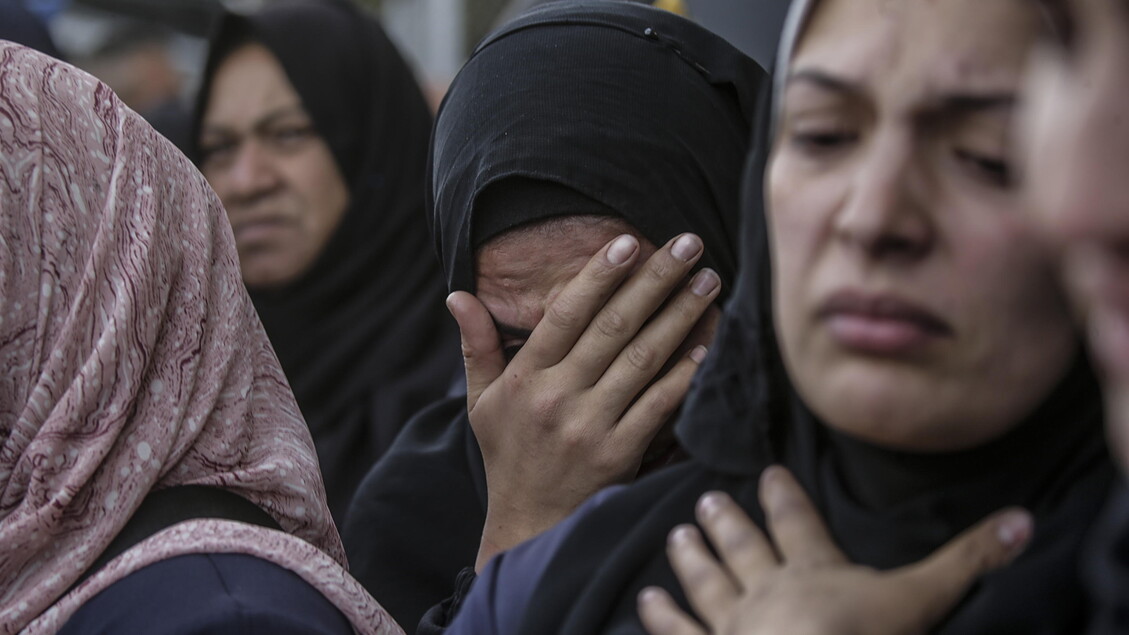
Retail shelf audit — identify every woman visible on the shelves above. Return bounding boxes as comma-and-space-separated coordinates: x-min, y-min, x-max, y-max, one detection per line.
0, 42, 398, 634
442, 0, 1115, 633
642, 2, 1129, 633
1021, 0, 1129, 631
342, 2, 765, 630
192, 0, 460, 522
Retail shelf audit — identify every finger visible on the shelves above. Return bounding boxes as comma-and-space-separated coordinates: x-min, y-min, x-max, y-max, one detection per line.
695, 491, 779, 585
666, 524, 741, 625
565, 234, 705, 376
637, 587, 708, 635
447, 291, 507, 411
759, 466, 847, 567
520, 234, 640, 369
892, 508, 1033, 628
611, 345, 707, 461
596, 269, 721, 412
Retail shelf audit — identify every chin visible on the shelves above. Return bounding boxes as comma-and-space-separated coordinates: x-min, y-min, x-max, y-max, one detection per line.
801, 363, 999, 452
241, 263, 300, 289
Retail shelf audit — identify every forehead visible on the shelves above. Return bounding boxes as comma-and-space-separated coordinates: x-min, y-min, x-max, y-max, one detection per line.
474, 217, 640, 322
203, 43, 303, 127
791, 0, 1038, 102
476, 217, 635, 289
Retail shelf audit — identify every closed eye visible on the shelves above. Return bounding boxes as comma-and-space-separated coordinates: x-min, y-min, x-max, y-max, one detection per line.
955, 149, 1012, 187
789, 130, 859, 155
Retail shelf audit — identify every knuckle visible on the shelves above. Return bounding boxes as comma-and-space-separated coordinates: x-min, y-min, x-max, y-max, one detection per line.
544, 297, 583, 331
624, 341, 659, 372
593, 307, 632, 340
529, 389, 565, 421
643, 256, 678, 284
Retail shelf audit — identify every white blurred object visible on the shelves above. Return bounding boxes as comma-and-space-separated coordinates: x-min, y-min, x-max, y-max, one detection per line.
380, 0, 465, 98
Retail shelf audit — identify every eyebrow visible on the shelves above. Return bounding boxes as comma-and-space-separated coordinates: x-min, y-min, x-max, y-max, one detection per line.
201, 103, 310, 138
785, 68, 1016, 114
785, 69, 861, 95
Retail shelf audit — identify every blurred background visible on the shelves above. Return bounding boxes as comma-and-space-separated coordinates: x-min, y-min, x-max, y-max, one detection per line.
1, 0, 784, 152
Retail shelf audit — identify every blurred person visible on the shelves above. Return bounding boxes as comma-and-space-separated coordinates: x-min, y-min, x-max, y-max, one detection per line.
192, 0, 461, 524
442, 0, 1116, 633
0, 42, 399, 635
79, 22, 192, 152
1021, 0, 1129, 631
630, 2, 1129, 634
0, 0, 62, 58
342, 2, 765, 630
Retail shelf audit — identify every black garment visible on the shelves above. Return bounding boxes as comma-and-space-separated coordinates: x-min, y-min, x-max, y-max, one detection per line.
343, 2, 765, 630
1084, 480, 1129, 634
345, 397, 486, 632
438, 1, 1116, 632
60, 554, 352, 634
191, 0, 460, 522
0, 0, 62, 60
427, 1, 764, 294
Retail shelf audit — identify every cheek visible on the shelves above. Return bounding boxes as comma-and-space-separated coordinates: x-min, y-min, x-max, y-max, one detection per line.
294, 154, 350, 242
766, 159, 840, 338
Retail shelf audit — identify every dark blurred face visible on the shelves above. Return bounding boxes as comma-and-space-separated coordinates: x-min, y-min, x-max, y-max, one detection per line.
768, 0, 1076, 451
199, 43, 349, 288
1021, 0, 1129, 465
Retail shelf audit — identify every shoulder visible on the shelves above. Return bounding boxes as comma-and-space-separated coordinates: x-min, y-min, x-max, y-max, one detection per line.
60, 553, 353, 634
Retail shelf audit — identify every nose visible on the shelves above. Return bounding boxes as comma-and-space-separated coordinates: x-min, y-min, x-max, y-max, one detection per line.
833, 133, 934, 262
225, 140, 282, 203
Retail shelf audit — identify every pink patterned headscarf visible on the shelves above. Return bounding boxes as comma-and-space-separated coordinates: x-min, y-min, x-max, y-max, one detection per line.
0, 43, 401, 634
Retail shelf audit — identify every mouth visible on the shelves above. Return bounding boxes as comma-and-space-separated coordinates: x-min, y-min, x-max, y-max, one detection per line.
231, 215, 292, 245
818, 290, 953, 355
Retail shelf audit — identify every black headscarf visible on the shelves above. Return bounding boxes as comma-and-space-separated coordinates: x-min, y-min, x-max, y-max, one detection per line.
343, 2, 766, 629
428, 0, 766, 295
508, 1, 1115, 631
191, 0, 461, 522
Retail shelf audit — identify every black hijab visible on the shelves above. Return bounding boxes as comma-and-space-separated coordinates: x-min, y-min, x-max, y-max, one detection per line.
428, 0, 766, 295
343, 3, 766, 629
191, 0, 461, 522
511, 1, 1115, 631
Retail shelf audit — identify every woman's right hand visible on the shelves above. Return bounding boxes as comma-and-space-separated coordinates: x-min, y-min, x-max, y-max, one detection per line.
447, 233, 721, 572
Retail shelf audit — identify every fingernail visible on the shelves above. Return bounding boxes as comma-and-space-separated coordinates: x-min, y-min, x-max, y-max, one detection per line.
638, 587, 662, 605
697, 492, 723, 519
689, 345, 708, 364
607, 235, 638, 265
690, 269, 720, 296
671, 234, 703, 262
760, 465, 784, 507
670, 525, 695, 545
996, 511, 1033, 549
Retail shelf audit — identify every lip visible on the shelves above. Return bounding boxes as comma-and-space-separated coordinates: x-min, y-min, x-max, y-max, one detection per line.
231, 214, 292, 245
818, 290, 953, 355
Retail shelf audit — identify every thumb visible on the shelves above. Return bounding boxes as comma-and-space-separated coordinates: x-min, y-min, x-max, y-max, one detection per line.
894, 508, 1033, 628
447, 291, 507, 411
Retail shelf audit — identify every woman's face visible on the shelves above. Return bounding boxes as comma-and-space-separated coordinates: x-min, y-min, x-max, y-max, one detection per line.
768, 0, 1077, 451
199, 43, 349, 288
1021, 0, 1129, 465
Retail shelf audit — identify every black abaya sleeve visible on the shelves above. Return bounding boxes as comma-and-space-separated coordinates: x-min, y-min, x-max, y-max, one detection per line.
342, 396, 488, 631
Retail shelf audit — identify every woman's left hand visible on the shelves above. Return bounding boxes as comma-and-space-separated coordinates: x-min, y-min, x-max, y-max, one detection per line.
637, 467, 1033, 635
